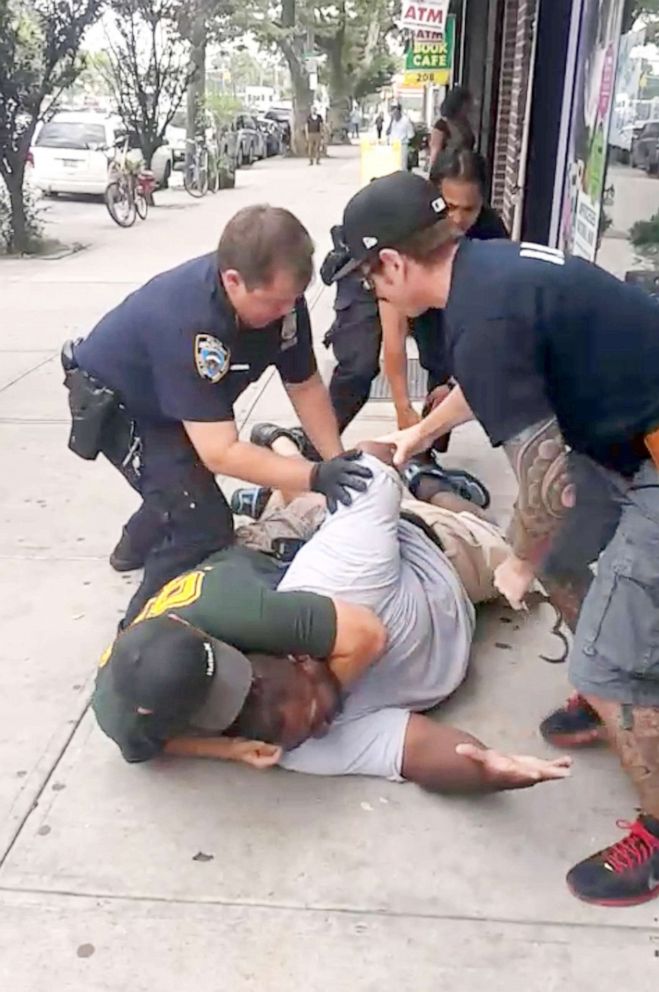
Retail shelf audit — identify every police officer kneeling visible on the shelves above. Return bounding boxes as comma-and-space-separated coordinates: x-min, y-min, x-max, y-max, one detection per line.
63, 205, 370, 624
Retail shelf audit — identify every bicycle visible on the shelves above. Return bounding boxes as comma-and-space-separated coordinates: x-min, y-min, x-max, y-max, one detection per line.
183, 136, 209, 198
104, 138, 155, 228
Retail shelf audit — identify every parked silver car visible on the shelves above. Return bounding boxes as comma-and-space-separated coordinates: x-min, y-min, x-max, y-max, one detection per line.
631, 119, 659, 174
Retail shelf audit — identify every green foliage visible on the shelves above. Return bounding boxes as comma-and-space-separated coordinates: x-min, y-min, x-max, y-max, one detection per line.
630, 209, 659, 246
100, 0, 196, 164
0, 0, 103, 252
0, 179, 43, 253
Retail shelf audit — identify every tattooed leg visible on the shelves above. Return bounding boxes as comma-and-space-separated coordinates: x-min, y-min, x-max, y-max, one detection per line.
585, 695, 659, 817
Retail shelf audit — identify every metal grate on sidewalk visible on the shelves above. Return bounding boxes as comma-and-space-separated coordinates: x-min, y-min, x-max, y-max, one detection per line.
370, 358, 428, 401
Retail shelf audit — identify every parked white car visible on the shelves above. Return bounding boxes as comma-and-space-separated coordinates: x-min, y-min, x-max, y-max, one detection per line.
30, 112, 172, 196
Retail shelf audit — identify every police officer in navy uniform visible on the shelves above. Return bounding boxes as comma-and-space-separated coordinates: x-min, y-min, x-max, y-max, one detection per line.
63, 205, 371, 624
334, 170, 659, 909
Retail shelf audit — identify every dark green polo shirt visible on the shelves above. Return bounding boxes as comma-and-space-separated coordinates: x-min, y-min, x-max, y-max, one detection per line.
93, 547, 337, 762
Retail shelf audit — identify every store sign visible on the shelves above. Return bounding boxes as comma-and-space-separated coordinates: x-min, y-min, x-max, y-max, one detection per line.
401, 0, 450, 34
403, 15, 454, 87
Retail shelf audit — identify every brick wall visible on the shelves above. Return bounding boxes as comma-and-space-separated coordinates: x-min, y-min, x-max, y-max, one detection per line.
491, 0, 538, 232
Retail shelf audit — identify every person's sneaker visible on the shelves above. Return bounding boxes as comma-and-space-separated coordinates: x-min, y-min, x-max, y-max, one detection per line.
250, 423, 303, 452
403, 457, 491, 510
539, 693, 605, 748
566, 816, 659, 907
109, 532, 144, 572
249, 422, 318, 460
230, 486, 272, 521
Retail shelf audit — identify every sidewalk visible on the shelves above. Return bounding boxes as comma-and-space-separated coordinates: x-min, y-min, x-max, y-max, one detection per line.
0, 146, 657, 991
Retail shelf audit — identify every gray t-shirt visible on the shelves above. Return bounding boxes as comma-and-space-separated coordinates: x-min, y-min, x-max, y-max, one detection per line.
277, 457, 475, 781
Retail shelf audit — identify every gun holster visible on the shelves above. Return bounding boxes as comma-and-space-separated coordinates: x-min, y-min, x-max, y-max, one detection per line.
61, 340, 119, 461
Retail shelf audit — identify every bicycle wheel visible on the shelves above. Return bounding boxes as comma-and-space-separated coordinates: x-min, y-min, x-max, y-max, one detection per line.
184, 153, 209, 198
135, 186, 149, 219
105, 179, 136, 227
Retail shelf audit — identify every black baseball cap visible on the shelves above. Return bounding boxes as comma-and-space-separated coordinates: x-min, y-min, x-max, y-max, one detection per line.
332, 171, 451, 282
110, 615, 253, 733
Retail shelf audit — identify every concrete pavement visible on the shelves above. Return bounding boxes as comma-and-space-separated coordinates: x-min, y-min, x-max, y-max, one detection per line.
0, 146, 658, 991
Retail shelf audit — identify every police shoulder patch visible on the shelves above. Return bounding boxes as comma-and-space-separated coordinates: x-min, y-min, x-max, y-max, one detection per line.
194, 334, 230, 383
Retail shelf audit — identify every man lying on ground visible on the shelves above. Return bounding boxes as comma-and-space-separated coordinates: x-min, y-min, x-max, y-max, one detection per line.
93, 437, 570, 793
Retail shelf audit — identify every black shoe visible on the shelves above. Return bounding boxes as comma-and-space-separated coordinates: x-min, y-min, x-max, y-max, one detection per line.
109, 532, 145, 572
249, 422, 318, 460
539, 693, 605, 748
402, 457, 491, 510
230, 486, 272, 521
566, 815, 659, 907
250, 423, 304, 453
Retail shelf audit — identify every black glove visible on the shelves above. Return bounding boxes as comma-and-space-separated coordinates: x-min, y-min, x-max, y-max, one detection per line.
310, 450, 373, 513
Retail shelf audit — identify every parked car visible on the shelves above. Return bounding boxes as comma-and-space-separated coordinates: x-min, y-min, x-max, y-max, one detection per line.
265, 107, 292, 152
30, 112, 172, 195
631, 119, 659, 174
257, 117, 283, 157
231, 113, 261, 167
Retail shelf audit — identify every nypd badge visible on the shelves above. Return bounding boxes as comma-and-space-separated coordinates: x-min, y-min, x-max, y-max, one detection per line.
280, 310, 298, 351
194, 334, 230, 383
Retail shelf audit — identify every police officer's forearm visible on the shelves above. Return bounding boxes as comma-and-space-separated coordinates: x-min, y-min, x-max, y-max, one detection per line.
417, 383, 474, 442
284, 373, 343, 459
215, 440, 314, 491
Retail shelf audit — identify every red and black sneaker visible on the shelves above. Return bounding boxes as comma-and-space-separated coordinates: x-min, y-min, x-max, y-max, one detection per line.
539, 693, 604, 748
566, 815, 659, 907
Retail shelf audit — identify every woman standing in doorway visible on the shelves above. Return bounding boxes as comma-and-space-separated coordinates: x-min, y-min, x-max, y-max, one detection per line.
428, 85, 475, 172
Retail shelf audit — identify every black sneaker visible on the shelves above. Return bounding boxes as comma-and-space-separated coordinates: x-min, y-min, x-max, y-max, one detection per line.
109, 532, 144, 572
230, 486, 272, 521
539, 693, 604, 748
566, 816, 659, 907
249, 422, 318, 460
250, 423, 304, 453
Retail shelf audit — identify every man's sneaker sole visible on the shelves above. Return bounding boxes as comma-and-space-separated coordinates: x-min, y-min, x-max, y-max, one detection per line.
566, 878, 659, 907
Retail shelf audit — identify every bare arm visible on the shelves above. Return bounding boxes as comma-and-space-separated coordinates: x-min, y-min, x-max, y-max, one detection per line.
379, 383, 475, 466
401, 714, 571, 793
284, 372, 343, 459
163, 735, 282, 767
185, 419, 314, 490
428, 126, 445, 168
379, 301, 419, 428
327, 598, 388, 686
502, 416, 573, 567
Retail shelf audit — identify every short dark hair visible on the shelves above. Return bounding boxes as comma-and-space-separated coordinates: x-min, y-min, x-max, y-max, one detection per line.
217, 205, 314, 291
429, 148, 488, 192
368, 221, 462, 274
440, 85, 473, 120
224, 653, 294, 743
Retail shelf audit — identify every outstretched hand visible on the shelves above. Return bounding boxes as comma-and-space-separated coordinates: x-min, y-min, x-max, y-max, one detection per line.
455, 743, 572, 791
376, 424, 430, 467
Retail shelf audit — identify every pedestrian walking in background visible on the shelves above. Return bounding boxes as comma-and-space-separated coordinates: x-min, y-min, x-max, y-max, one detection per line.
375, 112, 384, 140
306, 108, 323, 165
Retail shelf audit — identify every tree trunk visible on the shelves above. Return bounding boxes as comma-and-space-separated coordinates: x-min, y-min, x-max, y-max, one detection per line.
2, 165, 29, 255
186, 12, 207, 170
326, 41, 351, 144
280, 0, 312, 156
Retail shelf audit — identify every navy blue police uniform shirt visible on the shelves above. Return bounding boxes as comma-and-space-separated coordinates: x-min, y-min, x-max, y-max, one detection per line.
74, 253, 317, 425
443, 239, 659, 476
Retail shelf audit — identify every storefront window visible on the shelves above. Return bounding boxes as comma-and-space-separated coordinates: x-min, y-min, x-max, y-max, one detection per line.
598, 16, 659, 285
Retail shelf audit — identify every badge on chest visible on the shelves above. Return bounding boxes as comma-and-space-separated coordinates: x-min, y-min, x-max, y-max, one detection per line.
280, 311, 298, 351
194, 334, 231, 383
